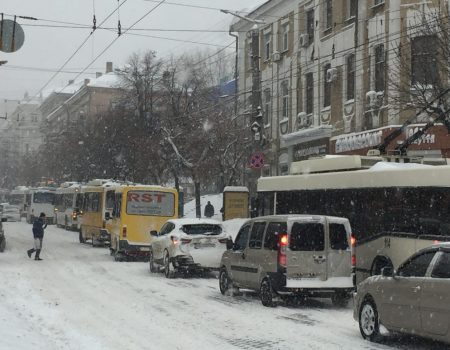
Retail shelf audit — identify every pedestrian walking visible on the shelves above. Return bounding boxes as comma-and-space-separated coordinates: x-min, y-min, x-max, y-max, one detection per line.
27, 212, 47, 261
204, 201, 215, 218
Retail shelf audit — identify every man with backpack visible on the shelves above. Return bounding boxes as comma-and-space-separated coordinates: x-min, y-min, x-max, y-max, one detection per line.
27, 212, 47, 261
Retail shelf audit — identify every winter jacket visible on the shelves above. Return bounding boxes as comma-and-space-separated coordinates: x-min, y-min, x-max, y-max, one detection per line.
32, 217, 47, 239
204, 203, 215, 218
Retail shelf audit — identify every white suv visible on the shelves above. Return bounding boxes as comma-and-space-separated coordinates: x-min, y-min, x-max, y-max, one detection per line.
149, 218, 231, 278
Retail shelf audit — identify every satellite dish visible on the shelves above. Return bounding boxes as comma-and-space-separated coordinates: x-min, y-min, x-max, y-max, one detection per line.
0, 19, 25, 53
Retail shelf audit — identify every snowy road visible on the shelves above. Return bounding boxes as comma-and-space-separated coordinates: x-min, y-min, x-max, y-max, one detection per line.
0, 222, 444, 350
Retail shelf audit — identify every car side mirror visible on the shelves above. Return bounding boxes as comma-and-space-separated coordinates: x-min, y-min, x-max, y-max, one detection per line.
381, 267, 394, 277
226, 238, 233, 250
150, 230, 158, 237
1, 217, 7, 222
105, 212, 111, 220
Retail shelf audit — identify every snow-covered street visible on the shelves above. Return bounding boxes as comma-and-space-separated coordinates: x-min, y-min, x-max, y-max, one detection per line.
0, 221, 444, 350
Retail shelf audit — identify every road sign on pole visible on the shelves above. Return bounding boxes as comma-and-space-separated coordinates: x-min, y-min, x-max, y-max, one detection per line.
250, 153, 265, 169
0, 18, 25, 53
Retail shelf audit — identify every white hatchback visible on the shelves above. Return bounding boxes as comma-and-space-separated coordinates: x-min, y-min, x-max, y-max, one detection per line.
149, 218, 231, 278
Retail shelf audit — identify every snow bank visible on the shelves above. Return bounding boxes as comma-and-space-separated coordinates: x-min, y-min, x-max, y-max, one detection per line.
368, 162, 433, 171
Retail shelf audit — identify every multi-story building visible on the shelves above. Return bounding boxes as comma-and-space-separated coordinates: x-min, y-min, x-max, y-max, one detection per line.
231, 0, 450, 179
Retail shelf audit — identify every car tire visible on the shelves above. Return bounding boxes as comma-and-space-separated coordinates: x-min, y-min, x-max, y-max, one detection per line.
359, 298, 381, 342
149, 249, 157, 273
219, 268, 234, 295
331, 291, 350, 307
163, 250, 174, 278
79, 229, 86, 244
260, 278, 277, 307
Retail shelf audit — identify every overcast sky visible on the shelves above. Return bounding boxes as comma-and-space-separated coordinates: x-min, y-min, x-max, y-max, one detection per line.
0, 0, 266, 101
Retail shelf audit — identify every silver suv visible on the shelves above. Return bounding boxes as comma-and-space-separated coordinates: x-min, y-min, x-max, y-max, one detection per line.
219, 215, 354, 307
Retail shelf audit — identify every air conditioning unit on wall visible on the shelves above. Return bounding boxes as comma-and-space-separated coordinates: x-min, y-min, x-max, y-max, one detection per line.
299, 34, 309, 47
272, 51, 281, 62
326, 68, 338, 83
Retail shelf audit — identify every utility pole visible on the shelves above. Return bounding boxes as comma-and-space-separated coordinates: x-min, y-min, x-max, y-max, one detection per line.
249, 25, 264, 146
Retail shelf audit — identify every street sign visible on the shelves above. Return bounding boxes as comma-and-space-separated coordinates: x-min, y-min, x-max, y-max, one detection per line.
250, 153, 265, 169
0, 19, 25, 53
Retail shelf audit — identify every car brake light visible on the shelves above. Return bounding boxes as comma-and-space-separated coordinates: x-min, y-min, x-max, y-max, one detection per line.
218, 238, 229, 244
434, 240, 441, 244
278, 233, 288, 267
122, 226, 127, 238
181, 238, 191, 244
351, 234, 356, 267
171, 236, 179, 245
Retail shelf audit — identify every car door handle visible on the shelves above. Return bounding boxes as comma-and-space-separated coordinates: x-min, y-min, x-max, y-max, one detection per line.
241, 252, 246, 259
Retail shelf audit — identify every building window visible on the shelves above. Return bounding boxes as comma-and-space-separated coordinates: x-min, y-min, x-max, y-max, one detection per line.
349, 0, 357, 18
264, 89, 271, 125
411, 35, 438, 86
374, 0, 384, 6
347, 54, 355, 100
306, 73, 314, 114
324, 0, 332, 30
374, 44, 385, 92
306, 9, 315, 42
264, 33, 272, 61
281, 81, 289, 119
282, 23, 289, 51
323, 63, 331, 107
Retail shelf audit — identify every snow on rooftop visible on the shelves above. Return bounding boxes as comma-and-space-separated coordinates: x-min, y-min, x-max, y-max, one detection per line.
88, 72, 122, 89
368, 162, 433, 171
223, 186, 249, 192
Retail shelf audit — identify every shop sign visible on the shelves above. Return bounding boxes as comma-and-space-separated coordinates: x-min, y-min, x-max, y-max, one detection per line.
293, 138, 329, 161
335, 130, 383, 153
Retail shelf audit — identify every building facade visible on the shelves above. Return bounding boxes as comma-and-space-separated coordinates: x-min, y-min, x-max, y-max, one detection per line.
231, 0, 449, 177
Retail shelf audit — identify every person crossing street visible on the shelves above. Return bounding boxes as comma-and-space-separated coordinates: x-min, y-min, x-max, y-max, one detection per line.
27, 212, 47, 261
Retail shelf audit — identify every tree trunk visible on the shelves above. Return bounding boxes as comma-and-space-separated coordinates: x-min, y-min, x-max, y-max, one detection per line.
195, 181, 201, 218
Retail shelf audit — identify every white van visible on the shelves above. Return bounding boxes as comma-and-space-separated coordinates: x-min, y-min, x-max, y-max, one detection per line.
219, 215, 354, 307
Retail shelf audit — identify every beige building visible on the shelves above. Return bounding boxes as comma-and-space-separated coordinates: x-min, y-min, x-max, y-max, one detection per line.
231, 0, 447, 177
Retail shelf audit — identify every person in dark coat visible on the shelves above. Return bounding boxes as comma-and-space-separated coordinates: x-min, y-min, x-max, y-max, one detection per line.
204, 201, 215, 218
27, 212, 47, 261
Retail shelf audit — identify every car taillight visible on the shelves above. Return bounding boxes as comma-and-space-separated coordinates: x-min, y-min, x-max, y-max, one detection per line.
278, 233, 288, 267
218, 238, 229, 244
181, 238, 192, 244
122, 226, 127, 238
351, 234, 356, 267
171, 236, 179, 245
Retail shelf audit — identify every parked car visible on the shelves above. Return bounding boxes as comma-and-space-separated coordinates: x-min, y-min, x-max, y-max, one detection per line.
219, 215, 354, 307
0, 203, 21, 222
149, 218, 231, 277
0, 217, 6, 252
354, 243, 450, 345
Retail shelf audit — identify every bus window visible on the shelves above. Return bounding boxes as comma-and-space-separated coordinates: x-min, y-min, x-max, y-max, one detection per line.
75, 194, 83, 210
106, 190, 115, 210
113, 193, 122, 218
33, 192, 55, 204
126, 191, 175, 216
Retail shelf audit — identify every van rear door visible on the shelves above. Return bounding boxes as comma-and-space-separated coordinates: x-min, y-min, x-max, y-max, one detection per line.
286, 218, 327, 283
326, 219, 353, 286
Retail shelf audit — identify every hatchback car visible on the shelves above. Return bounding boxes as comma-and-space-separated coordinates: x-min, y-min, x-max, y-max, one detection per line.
149, 218, 231, 278
354, 243, 450, 344
219, 215, 354, 307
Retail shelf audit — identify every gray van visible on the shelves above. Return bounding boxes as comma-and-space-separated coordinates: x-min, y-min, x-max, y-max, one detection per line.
219, 215, 354, 307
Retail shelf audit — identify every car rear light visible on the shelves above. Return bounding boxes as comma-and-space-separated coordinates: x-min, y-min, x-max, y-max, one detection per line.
278, 233, 288, 267
351, 234, 356, 267
171, 236, 179, 245
181, 238, 192, 244
218, 238, 229, 244
434, 240, 441, 244
122, 226, 127, 238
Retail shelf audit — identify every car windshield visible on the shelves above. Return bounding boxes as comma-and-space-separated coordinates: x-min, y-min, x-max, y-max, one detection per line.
181, 224, 222, 235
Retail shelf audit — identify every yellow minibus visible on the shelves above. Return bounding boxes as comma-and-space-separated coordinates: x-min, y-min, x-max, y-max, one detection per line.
107, 185, 178, 261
